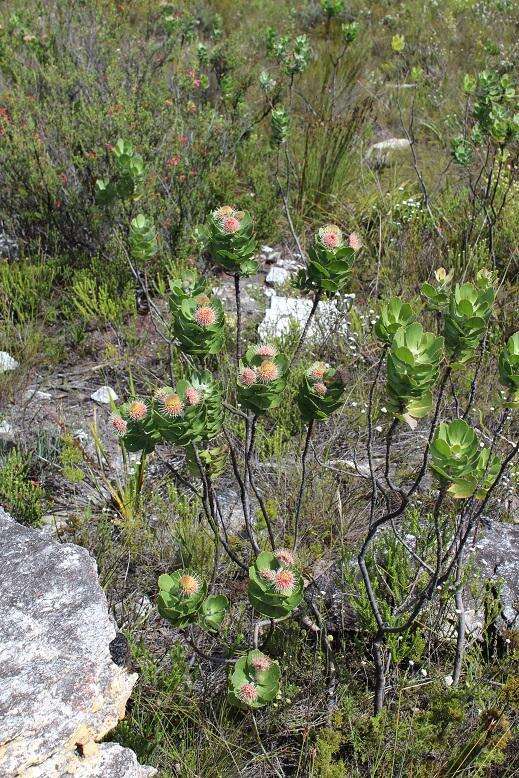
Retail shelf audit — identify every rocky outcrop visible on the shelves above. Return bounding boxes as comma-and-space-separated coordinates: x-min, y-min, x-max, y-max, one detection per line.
0, 507, 156, 778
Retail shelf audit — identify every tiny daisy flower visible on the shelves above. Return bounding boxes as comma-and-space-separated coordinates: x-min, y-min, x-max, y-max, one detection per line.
275, 548, 295, 566
128, 399, 148, 421
111, 414, 128, 436
238, 682, 258, 704
260, 568, 276, 583
348, 232, 362, 251
310, 362, 328, 380
194, 305, 217, 327
314, 382, 328, 396
161, 393, 184, 417
274, 569, 296, 595
318, 224, 343, 250
178, 573, 201, 596
257, 360, 279, 383
185, 386, 201, 406
255, 344, 277, 358
240, 366, 257, 386
251, 655, 272, 673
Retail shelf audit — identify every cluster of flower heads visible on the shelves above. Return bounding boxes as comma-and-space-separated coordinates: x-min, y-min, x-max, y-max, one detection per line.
213, 205, 245, 235
260, 548, 297, 595
237, 654, 273, 704
239, 344, 280, 385
308, 361, 330, 396
318, 224, 362, 252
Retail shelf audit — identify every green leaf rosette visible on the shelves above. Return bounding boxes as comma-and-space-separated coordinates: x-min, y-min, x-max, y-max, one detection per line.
297, 362, 345, 422
111, 398, 159, 454
152, 371, 224, 447
157, 570, 208, 627
228, 650, 281, 709
420, 268, 453, 312
202, 206, 258, 276
444, 281, 494, 366
374, 298, 416, 344
296, 224, 356, 295
430, 419, 501, 499
386, 323, 444, 422
248, 551, 303, 619
168, 274, 225, 357
199, 594, 229, 631
498, 332, 519, 408
237, 346, 288, 414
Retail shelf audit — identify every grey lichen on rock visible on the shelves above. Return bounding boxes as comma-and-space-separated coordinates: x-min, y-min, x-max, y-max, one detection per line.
0, 506, 156, 778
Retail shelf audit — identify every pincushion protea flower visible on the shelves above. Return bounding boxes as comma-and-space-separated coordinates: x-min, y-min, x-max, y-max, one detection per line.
110, 414, 128, 435
255, 344, 278, 358
314, 382, 328, 396
257, 360, 279, 383
178, 573, 201, 596
184, 386, 202, 406
238, 682, 259, 704
213, 205, 234, 219
275, 548, 295, 566
161, 392, 184, 417
251, 654, 272, 673
348, 232, 362, 251
310, 362, 328, 380
260, 568, 276, 583
274, 569, 296, 595
128, 399, 148, 421
240, 366, 257, 386
318, 224, 343, 250
194, 305, 217, 327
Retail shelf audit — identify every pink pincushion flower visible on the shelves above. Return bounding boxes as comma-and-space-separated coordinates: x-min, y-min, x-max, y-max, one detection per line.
255, 344, 277, 358
251, 654, 272, 673
111, 414, 127, 435
257, 360, 279, 383
161, 393, 184, 417
310, 362, 328, 380
221, 215, 240, 234
194, 305, 217, 327
238, 682, 258, 704
275, 548, 295, 567
319, 224, 343, 250
274, 569, 296, 595
128, 399, 148, 421
178, 573, 201, 596
185, 387, 201, 406
260, 568, 276, 583
314, 382, 328, 396
240, 367, 257, 386
348, 232, 362, 251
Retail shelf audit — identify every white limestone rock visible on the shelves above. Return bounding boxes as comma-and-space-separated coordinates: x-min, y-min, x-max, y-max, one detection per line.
0, 507, 156, 778
266, 266, 291, 287
258, 293, 354, 341
0, 351, 19, 372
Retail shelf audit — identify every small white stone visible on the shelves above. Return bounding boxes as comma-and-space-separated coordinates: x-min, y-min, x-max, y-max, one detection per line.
351, 401, 358, 407
266, 266, 290, 287
380, 406, 387, 413
444, 675, 453, 687
24, 389, 52, 402
91, 386, 118, 404
0, 351, 19, 373
420, 668, 427, 677
375, 425, 383, 432
0, 420, 14, 439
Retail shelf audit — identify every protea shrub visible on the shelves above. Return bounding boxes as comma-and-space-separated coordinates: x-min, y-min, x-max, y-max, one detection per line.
386, 323, 444, 423
201, 206, 258, 276
237, 345, 288, 414
228, 649, 281, 709
374, 297, 416, 344
498, 332, 519, 407
296, 223, 358, 295
430, 419, 501, 499
248, 550, 304, 618
114, 398, 159, 453
168, 273, 225, 357
153, 372, 223, 446
444, 280, 495, 365
157, 570, 208, 627
297, 362, 346, 421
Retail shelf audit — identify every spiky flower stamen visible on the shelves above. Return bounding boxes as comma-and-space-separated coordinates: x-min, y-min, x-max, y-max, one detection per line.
240, 367, 257, 386
318, 224, 343, 250
110, 414, 128, 436
161, 393, 184, 417
238, 682, 258, 704
251, 655, 272, 673
275, 548, 295, 567
128, 399, 148, 421
257, 360, 279, 383
213, 205, 235, 220
310, 362, 328, 380
314, 382, 328, 396
185, 386, 201, 406
260, 568, 276, 583
348, 232, 362, 251
178, 573, 201, 597
274, 569, 296, 595
221, 215, 240, 234
194, 305, 217, 327
255, 344, 278, 358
